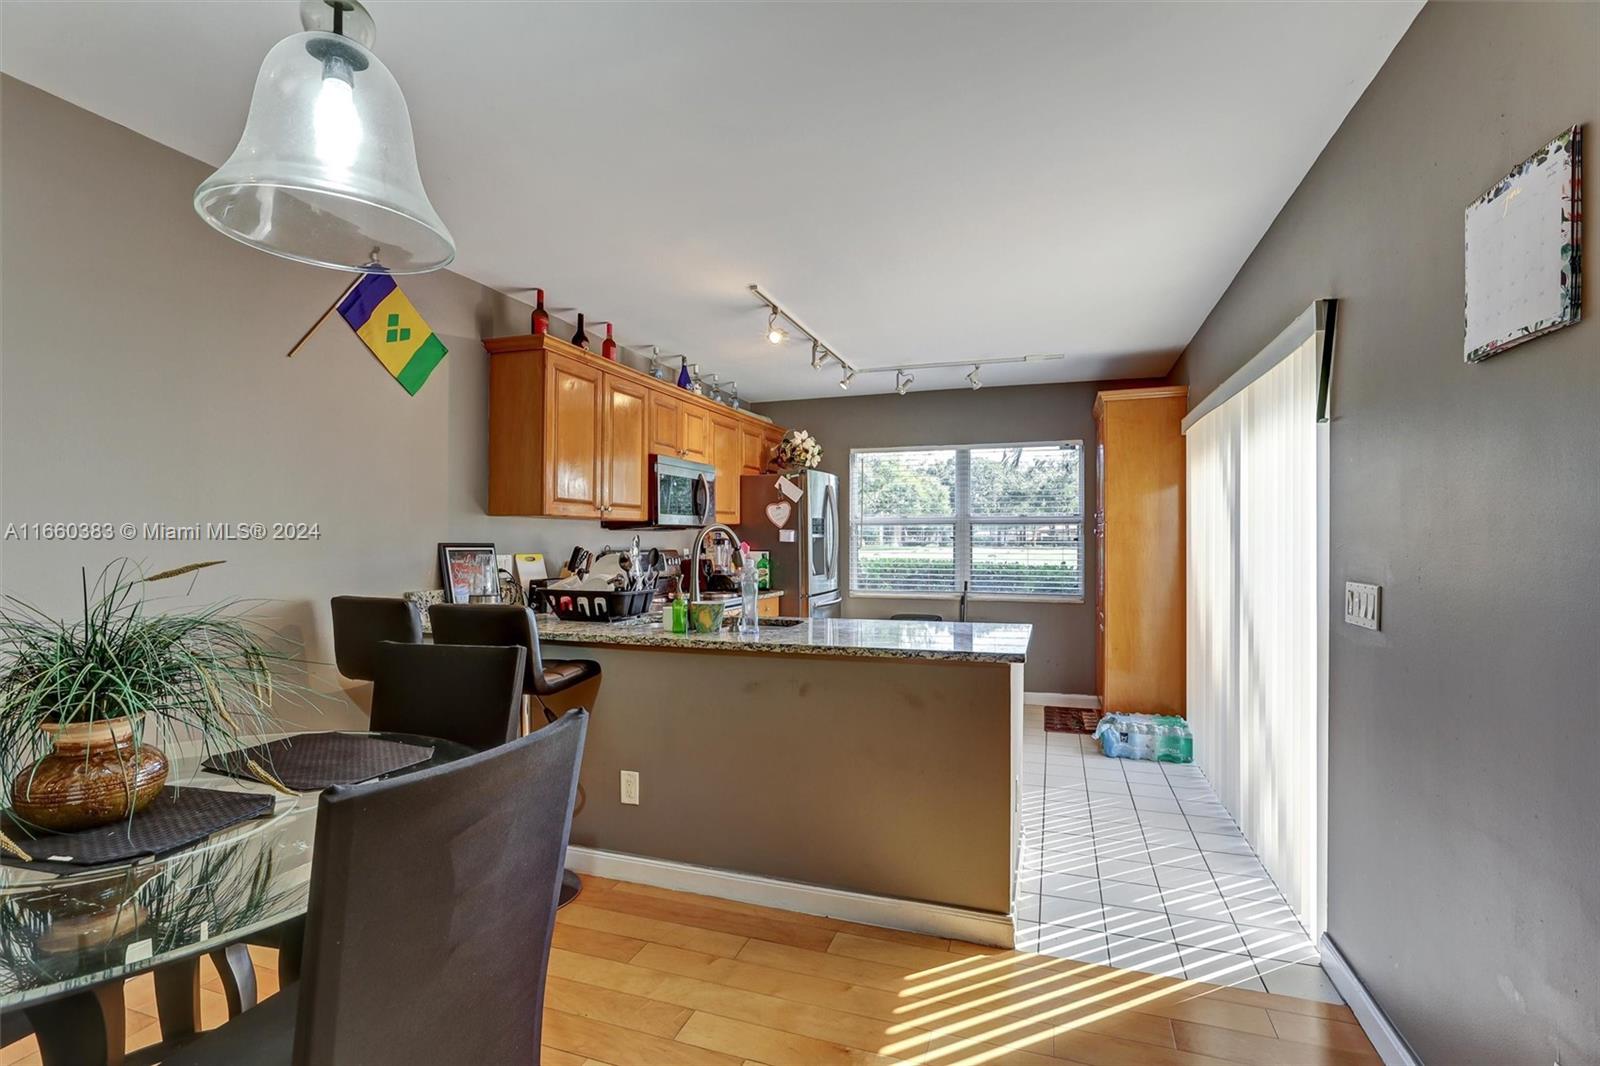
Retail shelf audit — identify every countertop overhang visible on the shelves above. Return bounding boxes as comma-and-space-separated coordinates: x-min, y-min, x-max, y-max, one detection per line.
538, 615, 1032, 663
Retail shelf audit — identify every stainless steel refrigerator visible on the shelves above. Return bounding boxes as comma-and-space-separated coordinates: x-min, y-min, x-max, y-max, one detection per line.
736, 469, 840, 617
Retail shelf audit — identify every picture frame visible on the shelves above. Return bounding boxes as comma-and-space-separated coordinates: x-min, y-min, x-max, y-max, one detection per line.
1463, 125, 1583, 363
437, 543, 499, 604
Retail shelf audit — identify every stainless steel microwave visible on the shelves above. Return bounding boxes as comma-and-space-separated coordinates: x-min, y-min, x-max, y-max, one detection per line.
649, 455, 716, 527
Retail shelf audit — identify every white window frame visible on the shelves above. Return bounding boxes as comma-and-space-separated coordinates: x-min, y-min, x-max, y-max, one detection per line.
848, 439, 1086, 604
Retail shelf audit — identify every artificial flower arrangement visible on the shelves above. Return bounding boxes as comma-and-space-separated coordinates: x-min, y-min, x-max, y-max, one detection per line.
772, 429, 822, 471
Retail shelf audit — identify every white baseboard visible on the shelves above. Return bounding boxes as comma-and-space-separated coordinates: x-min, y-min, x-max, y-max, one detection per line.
566, 845, 1015, 948
1024, 692, 1100, 709
1318, 933, 1419, 1066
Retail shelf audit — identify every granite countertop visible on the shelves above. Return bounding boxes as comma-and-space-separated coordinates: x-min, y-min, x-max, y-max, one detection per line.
537, 615, 1032, 663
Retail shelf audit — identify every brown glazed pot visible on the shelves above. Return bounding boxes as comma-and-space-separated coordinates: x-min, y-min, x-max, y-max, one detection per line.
8, 718, 168, 832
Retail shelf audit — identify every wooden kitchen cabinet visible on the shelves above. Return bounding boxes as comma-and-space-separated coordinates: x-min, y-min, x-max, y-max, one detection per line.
757, 594, 782, 619
680, 405, 711, 463
541, 350, 605, 517
648, 389, 682, 457
486, 332, 787, 520
601, 374, 648, 521
740, 425, 766, 475
1093, 385, 1187, 716
710, 414, 742, 524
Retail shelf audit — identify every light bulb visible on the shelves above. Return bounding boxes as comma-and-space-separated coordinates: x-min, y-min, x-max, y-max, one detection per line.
967, 365, 982, 391
840, 367, 856, 390
895, 370, 913, 396
766, 312, 788, 345
313, 55, 363, 172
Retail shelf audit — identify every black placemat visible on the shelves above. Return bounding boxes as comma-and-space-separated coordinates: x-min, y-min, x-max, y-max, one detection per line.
2, 787, 274, 867
202, 733, 434, 792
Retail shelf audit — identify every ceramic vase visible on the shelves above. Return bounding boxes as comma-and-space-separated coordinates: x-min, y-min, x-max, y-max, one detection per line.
8, 718, 168, 832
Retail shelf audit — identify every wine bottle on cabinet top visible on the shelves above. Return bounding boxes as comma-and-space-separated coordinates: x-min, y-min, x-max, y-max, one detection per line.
571, 313, 589, 350
530, 289, 549, 335
600, 322, 617, 361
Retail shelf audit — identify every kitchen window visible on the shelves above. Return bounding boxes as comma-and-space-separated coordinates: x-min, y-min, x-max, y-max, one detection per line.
848, 442, 1084, 601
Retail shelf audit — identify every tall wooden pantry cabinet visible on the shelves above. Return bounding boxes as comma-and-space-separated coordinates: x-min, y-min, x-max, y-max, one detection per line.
1093, 386, 1187, 716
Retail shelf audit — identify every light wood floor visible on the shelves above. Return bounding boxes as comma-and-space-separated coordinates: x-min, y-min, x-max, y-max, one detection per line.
4, 876, 1379, 1065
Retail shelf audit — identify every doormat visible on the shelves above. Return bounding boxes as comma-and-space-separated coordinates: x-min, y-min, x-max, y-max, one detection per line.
1044, 706, 1102, 734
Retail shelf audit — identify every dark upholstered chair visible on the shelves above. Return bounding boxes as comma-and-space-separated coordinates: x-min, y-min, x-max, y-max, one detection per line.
370, 641, 526, 752
330, 596, 423, 681
428, 604, 597, 907
428, 605, 601, 729
163, 710, 588, 1066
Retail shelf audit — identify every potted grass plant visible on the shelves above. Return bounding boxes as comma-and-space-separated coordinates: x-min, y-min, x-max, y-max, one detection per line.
0, 560, 284, 837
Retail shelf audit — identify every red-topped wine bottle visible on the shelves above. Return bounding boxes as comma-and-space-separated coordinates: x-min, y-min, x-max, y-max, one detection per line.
600, 322, 617, 361
571, 313, 589, 350
530, 288, 549, 335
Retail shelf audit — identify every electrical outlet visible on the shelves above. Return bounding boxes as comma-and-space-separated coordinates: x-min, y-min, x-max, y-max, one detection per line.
1344, 582, 1380, 630
619, 770, 640, 805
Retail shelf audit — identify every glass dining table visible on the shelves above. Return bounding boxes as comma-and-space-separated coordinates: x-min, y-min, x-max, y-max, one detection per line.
0, 732, 472, 1066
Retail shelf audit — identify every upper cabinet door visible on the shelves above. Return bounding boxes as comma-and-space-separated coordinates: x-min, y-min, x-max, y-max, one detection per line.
739, 426, 766, 475
542, 352, 604, 517
648, 390, 682, 457
602, 373, 649, 522
710, 414, 742, 524
681, 405, 712, 463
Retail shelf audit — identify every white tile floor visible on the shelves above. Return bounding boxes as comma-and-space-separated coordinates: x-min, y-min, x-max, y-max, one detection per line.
1015, 706, 1344, 1004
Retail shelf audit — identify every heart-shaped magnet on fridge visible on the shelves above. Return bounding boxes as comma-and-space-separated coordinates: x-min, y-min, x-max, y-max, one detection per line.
765, 501, 793, 528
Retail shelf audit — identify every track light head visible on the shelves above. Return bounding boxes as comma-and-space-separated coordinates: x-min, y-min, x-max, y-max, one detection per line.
967, 365, 982, 391
810, 342, 825, 370
766, 310, 788, 345
895, 370, 913, 396
840, 366, 856, 390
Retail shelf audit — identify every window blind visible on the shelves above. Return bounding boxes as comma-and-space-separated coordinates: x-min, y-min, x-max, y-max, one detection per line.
849, 443, 1083, 600
1186, 334, 1323, 932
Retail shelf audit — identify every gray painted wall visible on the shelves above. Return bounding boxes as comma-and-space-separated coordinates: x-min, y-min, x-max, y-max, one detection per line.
1166, 4, 1598, 1063
757, 380, 1147, 695
0, 77, 697, 725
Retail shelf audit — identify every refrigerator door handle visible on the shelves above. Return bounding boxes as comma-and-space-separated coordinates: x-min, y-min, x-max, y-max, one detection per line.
823, 481, 838, 584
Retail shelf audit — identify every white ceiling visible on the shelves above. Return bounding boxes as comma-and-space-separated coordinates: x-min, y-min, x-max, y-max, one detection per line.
1, 1, 1418, 401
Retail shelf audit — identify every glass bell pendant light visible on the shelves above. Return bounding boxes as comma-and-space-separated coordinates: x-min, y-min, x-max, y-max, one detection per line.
193, 0, 455, 274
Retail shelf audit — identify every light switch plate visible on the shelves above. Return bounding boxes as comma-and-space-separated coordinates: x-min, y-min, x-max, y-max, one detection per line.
1345, 582, 1380, 630
620, 770, 640, 805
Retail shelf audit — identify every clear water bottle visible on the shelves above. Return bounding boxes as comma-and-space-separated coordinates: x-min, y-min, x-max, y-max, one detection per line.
738, 560, 760, 635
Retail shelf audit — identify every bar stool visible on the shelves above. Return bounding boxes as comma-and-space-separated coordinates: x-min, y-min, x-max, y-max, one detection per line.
428, 603, 599, 906
331, 595, 425, 681
427, 605, 601, 732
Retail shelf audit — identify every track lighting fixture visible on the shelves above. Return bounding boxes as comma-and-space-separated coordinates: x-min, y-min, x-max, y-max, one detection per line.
967, 365, 982, 390
753, 283, 856, 382
840, 367, 856, 390
766, 311, 789, 345
895, 370, 914, 396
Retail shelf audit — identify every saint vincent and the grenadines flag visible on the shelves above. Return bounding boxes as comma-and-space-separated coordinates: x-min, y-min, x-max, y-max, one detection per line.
337, 274, 448, 395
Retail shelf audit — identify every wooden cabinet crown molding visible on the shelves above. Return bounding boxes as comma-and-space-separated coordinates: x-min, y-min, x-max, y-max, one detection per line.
484, 333, 782, 431
1093, 384, 1188, 419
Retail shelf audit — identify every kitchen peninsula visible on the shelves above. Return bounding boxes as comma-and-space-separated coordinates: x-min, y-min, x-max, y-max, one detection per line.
547, 615, 1029, 943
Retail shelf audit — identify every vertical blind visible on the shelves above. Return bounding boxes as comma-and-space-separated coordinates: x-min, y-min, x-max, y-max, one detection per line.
1186, 335, 1322, 931
849, 443, 1083, 599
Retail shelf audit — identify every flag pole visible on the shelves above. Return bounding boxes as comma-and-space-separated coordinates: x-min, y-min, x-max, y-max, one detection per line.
285, 276, 363, 358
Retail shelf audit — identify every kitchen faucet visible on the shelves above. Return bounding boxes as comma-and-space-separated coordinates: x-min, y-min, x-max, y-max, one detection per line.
688, 523, 744, 603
